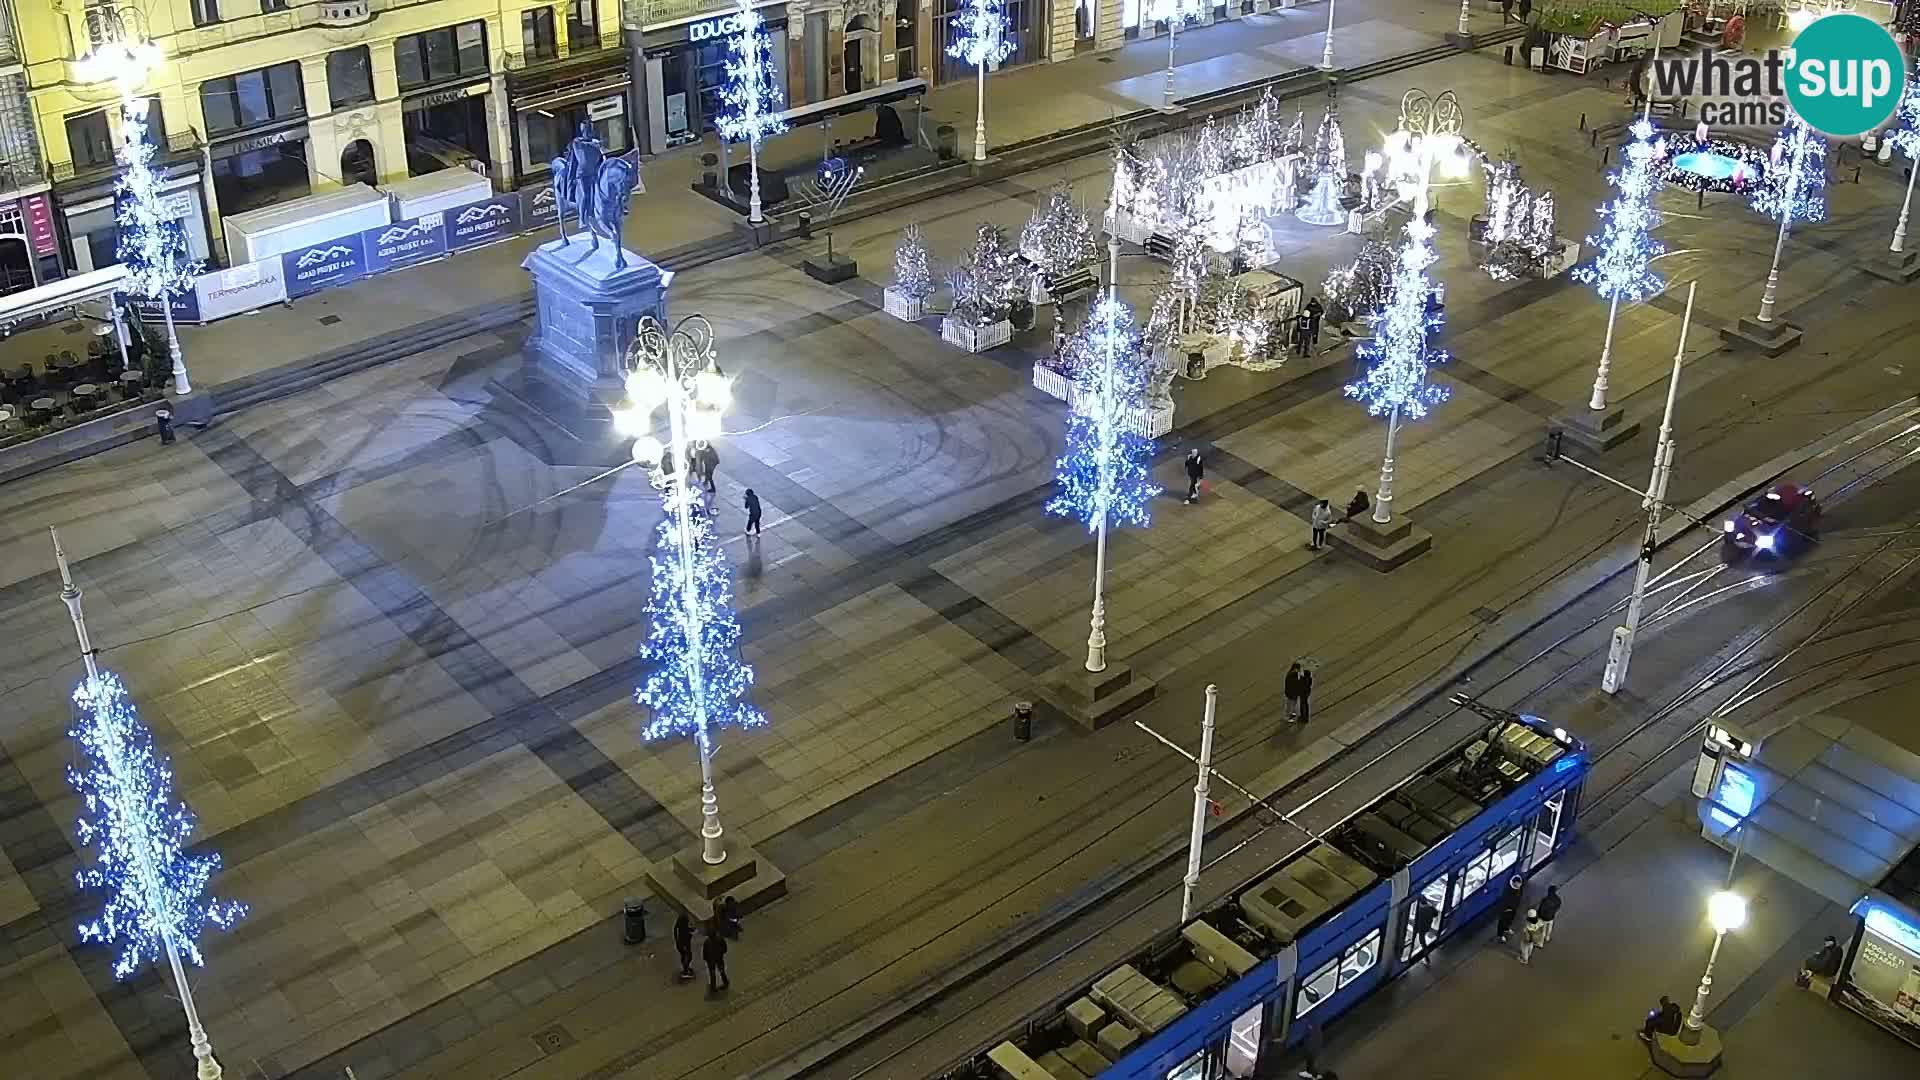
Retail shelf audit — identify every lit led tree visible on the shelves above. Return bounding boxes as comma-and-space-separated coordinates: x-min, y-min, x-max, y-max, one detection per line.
948, 0, 1015, 164
1344, 213, 1451, 526
1297, 105, 1348, 226
57, 544, 247, 1080
1020, 184, 1097, 288
1049, 294, 1159, 672
1751, 117, 1827, 324
1144, 0, 1208, 112
1885, 75, 1920, 254
1573, 118, 1666, 412
716, 0, 788, 224
893, 223, 934, 300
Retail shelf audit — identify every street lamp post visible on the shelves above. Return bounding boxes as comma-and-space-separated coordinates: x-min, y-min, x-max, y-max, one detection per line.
1321, 0, 1338, 70
1179, 684, 1218, 923
1457, 0, 1471, 36
1371, 89, 1466, 527
1683, 891, 1748, 1044
618, 315, 737, 864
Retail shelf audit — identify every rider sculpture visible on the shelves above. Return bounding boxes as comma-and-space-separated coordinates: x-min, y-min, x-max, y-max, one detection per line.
549, 123, 641, 270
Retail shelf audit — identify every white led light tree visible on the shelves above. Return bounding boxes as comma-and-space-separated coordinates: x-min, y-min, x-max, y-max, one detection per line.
1884, 75, 1920, 255
1573, 119, 1666, 412
716, 0, 788, 224
1751, 118, 1827, 324
948, 0, 1015, 163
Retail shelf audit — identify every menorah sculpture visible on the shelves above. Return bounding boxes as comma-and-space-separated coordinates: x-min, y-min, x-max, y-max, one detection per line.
800, 156, 865, 284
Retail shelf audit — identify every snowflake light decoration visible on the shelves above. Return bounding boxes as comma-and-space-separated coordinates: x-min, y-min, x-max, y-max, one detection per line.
636, 506, 766, 743
948, 0, 1015, 70
1344, 218, 1451, 422
1750, 118, 1827, 226
68, 672, 246, 980
1889, 75, 1920, 161
1049, 297, 1160, 530
715, 0, 787, 146
1573, 118, 1667, 304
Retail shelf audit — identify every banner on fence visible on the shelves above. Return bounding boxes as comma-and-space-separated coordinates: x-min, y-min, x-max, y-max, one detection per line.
194, 258, 287, 320
447, 196, 522, 252
362, 211, 448, 274
523, 184, 559, 230
282, 237, 369, 298
128, 288, 201, 324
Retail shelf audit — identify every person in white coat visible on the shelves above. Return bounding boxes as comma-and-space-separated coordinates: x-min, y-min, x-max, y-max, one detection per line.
1310, 500, 1332, 549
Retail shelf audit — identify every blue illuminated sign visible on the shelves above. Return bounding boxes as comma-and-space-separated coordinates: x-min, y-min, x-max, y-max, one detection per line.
1853, 898, 1920, 957
1708, 763, 1756, 829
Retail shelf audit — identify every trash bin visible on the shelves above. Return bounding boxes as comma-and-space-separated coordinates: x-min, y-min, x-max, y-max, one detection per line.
1013, 701, 1033, 742
622, 897, 647, 944
155, 407, 175, 446
701, 152, 719, 188
936, 124, 958, 160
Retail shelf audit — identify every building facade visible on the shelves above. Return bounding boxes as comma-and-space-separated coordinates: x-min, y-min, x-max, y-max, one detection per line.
0, 0, 55, 295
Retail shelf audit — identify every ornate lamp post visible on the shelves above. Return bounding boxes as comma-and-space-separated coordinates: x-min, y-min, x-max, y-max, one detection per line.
1682, 891, 1748, 1043
1322, 0, 1338, 70
616, 315, 746, 865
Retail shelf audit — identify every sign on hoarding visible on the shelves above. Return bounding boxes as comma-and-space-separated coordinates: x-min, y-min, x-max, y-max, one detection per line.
129, 288, 202, 324
523, 184, 559, 229
282, 237, 368, 297
446, 195, 521, 251
194, 258, 287, 320
362, 211, 448, 274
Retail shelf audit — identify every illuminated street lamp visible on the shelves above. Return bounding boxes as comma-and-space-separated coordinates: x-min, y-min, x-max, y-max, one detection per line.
1682, 891, 1748, 1043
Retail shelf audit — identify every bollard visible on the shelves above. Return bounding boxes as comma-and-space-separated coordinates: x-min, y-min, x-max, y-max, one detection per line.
1544, 430, 1563, 464
1697, 189, 1705, 211
1013, 701, 1033, 742
1578, 112, 1587, 131
622, 897, 647, 944
1504, 45, 1514, 66
155, 408, 175, 446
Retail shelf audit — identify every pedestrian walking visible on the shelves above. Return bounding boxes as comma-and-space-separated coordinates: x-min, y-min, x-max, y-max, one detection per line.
718, 895, 743, 940
743, 488, 762, 536
1496, 874, 1524, 943
1309, 499, 1332, 550
1500, 0, 1513, 20
1184, 449, 1205, 504
1297, 664, 1314, 725
673, 911, 696, 981
693, 441, 719, 493
702, 923, 731, 991
1302, 1020, 1325, 1075
1344, 488, 1370, 521
1518, 0, 1532, 21
1411, 899, 1438, 965
1293, 310, 1314, 357
1284, 661, 1306, 722
1520, 909, 1544, 964
1537, 884, 1562, 945
1305, 296, 1325, 351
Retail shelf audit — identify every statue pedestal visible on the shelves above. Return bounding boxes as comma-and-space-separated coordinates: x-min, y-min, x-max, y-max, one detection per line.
522, 234, 670, 403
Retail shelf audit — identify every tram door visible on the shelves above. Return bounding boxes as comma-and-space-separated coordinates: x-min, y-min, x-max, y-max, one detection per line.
1399, 872, 1452, 963
1529, 790, 1568, 869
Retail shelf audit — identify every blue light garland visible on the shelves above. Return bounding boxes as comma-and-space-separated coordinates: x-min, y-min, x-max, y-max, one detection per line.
716, 0, 788, 147
1048, 297, 1159, 531
636, 505, 766, 742
68, 672, 246, 981
1890, 75, 1920, 160
1751, 118, 1827, 226
948, 0, 1015, 71
1575, 118, 1666, 305
1344, 218, 1451, 422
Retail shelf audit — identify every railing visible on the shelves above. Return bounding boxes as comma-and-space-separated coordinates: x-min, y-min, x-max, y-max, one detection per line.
50, 126, 202, 183
0, 156, 42, 193
501, 30, 623, 73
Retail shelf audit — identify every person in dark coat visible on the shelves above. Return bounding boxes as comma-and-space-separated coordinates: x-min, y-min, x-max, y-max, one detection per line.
1184, 449, 1205, 504
1640, 995, 1682, 1041
1305, 296, 1325, 350
718, 895, 743, 940
1496, 874, 1525, 943
693, 441, 719, 493
1293, 310, 1314, 357
1345, 488, 1370, 521
1518, 0, 1533, 21
743, 489, 762, 536
673, 912, 696, 980
1537, 884, 1562, 945
702, 923, 730, 991
1411, 899, 1438, 964
1501, 0, 1513, 20
1284, 662, 1306, 722
1297, 664, 1315, 725
1804, 935, 1844, 980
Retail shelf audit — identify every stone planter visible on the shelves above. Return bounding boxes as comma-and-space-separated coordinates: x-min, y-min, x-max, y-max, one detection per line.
942, 317, 1012, 353
883, 286, 928, 322
1033, 363, 1072, 400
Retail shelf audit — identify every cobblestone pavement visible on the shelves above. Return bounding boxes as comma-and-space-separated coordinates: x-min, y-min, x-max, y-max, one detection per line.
3, 23, 1920, 1080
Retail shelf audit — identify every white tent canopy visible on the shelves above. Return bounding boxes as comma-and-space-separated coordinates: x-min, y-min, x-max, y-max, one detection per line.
0, 265, 130, 330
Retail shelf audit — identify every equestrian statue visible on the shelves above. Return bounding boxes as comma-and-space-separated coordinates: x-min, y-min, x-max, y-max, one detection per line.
549, 123, 641, 270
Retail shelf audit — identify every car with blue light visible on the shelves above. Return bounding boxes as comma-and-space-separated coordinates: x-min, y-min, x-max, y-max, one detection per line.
1723, 483, 1821, 559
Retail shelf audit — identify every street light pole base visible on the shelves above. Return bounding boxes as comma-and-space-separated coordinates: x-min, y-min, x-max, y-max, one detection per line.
1863, 248, 1920, 283
1328, 511, 1433, 571
1038, 660, 1157, 731
646, 838, 788, 923
1551, 405, 1641, 454
1651, 1024, 1724, 1077
1444, 29, 1478, 47
1718, 317, 1803, 357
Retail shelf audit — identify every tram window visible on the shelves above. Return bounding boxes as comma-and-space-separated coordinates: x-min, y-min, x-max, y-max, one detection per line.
1419, 871, 1451, 913
1531, 791, 1567, 868
1166, 1048, 1209, 1080
1460, 849, 1493, 899
1295, 956, 1341, 1017
1338, 928, 1383, 988
1225, 1003, 1261, 1078
1491, 827, 1524, 877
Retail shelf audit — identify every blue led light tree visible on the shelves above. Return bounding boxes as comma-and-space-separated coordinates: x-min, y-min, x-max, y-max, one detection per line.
1884, 75, 1920, 256
948, 0, 1014, 163
1343, 213, 1451, 527
1751, 117, 1827, 324
620, 315, 765, 866
716, 0, 788, 224
1048, 294, 1159, 672
1573, 118, 1667, 412
53, 529, 243, 1080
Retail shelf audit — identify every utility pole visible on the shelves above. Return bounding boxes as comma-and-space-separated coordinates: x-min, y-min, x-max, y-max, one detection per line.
1603, 281, 1694, 694
1180, 685, 1218, 923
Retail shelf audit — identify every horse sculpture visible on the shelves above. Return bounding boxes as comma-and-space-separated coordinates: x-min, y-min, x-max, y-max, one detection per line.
547, 123, 640, 269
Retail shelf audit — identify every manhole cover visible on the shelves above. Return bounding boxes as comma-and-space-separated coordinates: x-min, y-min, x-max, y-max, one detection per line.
532, 1024, 577, 1055
318, 314, 343, 325
1472, 606, 1501, 625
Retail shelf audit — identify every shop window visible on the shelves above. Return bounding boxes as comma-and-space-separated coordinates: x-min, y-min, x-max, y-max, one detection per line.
212, 140, 312, 216
328, 47, 375, 109
1123, 0, 1140, 28
191, 0, 221, 27
1491, 827, 1525, 879
201, 62, 306, 136
396, 21, 490, 91
520, 97, 628, 172
894, 7, 916, 78
568, 0, 599, 46
66, 110, 114, 169
523, 9, 558, 61
261, 0, 289, 11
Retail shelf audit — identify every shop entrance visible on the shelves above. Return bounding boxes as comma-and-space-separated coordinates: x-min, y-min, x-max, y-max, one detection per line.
844, 16, 874, 93
403, 94, 490, 176
340, 139, 377, 187
0, 235, 33, 295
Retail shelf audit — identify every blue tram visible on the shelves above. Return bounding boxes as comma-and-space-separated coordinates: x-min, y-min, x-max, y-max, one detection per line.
956, 706, 1590, 1080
